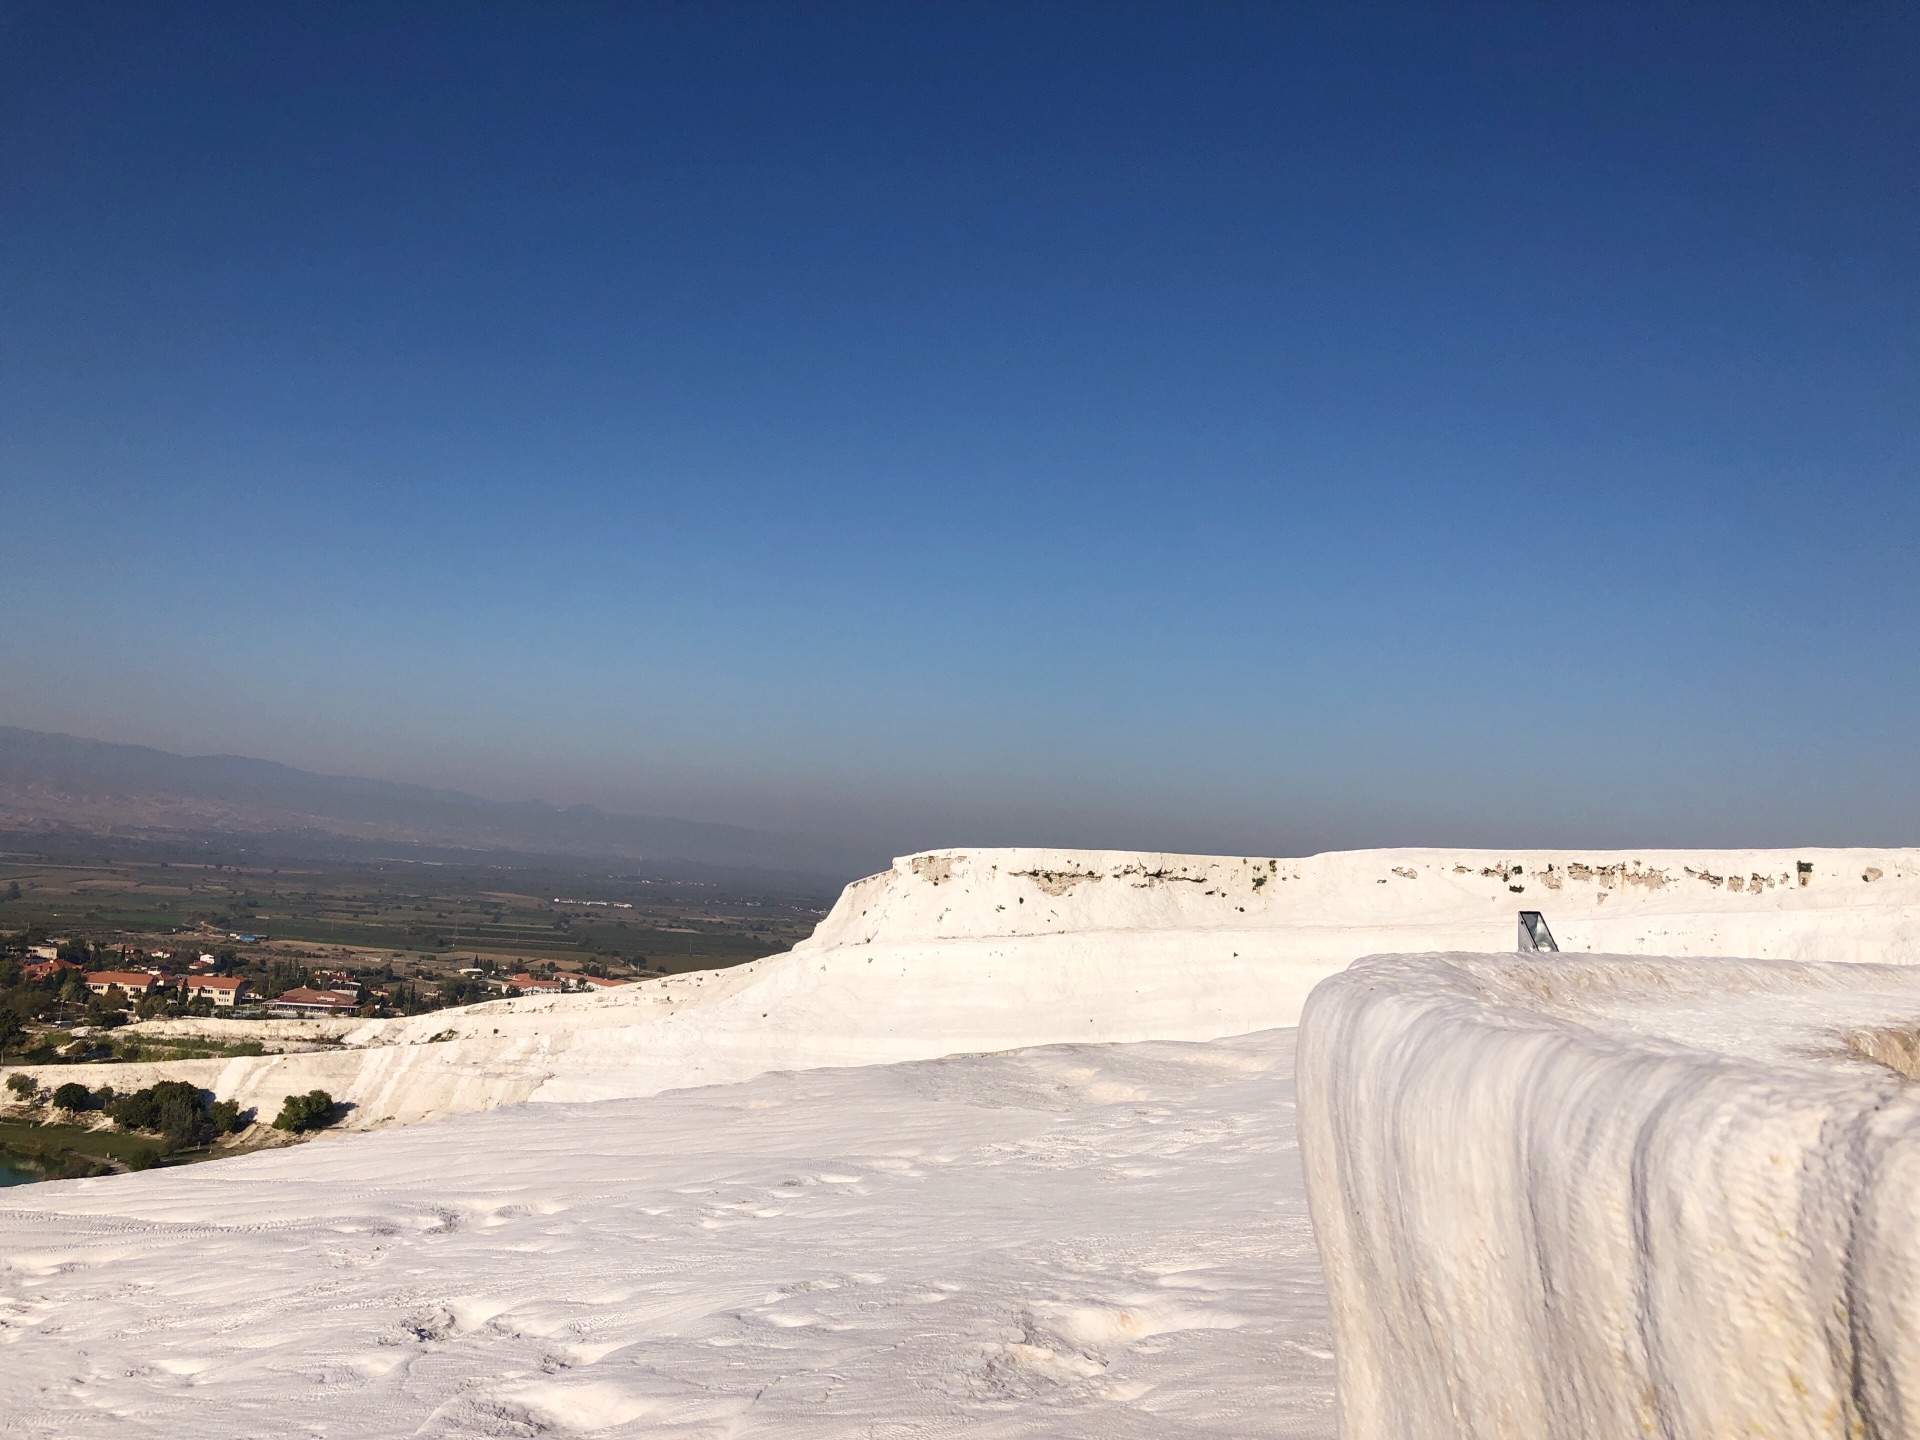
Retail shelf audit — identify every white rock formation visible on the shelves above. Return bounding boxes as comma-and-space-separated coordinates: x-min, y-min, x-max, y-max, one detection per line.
7, 845, 1918, 1131
0, 1030, 1335, 1439
1298, 950, 1920, 1440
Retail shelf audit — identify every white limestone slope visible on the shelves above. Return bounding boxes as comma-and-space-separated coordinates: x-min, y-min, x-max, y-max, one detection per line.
7, 845, 1918, 1131
1298, 951, 1920, 1440
0, 1030, 1335, 1440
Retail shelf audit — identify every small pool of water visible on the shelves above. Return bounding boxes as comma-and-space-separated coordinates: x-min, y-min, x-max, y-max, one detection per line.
0, 1152, 42, 1187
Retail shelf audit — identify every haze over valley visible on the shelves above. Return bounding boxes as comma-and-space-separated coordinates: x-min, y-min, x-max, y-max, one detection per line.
0, 726, 875, 883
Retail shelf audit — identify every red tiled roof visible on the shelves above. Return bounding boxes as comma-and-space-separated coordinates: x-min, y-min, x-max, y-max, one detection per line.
86, 971, 158, 988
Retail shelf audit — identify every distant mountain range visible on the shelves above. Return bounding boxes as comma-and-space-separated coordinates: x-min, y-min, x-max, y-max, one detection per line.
0, 727, 878, 882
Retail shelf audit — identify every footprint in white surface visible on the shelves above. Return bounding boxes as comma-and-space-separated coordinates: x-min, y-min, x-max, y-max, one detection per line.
997, 1340, 1106, 1382
346, 1349, 411, 1379
776, 1277, 840, 1295
411, 1393, 557, 1437
574, 1286, 638, 1307
962, 1310, 1109, 1398
442, 1294, 516, 1332
559, 1340, 630, 1366
757, 1309, 821, 1328
415, 1206, 463, 1234
475, 1202, 534, 1228
1145, 1262, 1227, 1289
1042, 1295, 1247, 1348
496, 1377, 655, 1431
153, 1356, 215, 1377
388, 1305, 456, 1343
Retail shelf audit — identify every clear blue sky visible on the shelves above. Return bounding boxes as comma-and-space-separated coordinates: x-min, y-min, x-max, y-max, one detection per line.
3, 3, 1916, 858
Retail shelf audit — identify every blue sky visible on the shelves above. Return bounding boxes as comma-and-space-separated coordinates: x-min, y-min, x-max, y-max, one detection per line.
3, 3, 1916, 857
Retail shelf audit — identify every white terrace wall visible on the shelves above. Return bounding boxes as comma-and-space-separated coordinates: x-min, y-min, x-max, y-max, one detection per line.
1298, 951, 1920, 1440
6, 846, 1920, 1134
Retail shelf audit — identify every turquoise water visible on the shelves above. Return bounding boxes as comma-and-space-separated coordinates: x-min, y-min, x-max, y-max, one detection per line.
0, 1153, 40, 1187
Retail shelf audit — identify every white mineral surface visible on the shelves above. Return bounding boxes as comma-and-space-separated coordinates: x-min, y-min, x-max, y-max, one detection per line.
1299, 950, 1920, 1440
8, 845, 1915, 1133
0, 1031, 1333, 1439
4, 845, 1919, 1438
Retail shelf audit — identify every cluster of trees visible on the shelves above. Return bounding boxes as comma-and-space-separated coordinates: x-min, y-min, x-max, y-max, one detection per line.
105, 1080, 248, 1145
381, 977, 482, 1012
5, 1072, 339, 1169
15, 1074, 247, 1143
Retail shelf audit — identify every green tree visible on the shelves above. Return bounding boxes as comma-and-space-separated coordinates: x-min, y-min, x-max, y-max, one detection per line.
442, 977, 490, 1006
273, 1089, 337, 1133
0, 1011, 22, 1062
110, 1080, 215, 1144
51, 1081, 93, 1112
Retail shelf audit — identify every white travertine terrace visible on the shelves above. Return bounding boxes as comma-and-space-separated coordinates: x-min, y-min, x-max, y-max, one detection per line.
1298, 950, 1920, 1440
8, 852, 1920, 1435
5, 844, 1918, 1131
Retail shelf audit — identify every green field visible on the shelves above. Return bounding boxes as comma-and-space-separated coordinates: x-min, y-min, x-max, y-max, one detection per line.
0, 848, 833, 981
0, 1116, 174, 1179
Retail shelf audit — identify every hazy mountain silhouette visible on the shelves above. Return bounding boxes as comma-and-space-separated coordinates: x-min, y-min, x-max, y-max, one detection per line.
0, 727, 876, 881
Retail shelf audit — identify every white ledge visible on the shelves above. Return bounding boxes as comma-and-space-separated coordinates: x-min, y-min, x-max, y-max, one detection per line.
1299, 951, 1920, 1440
